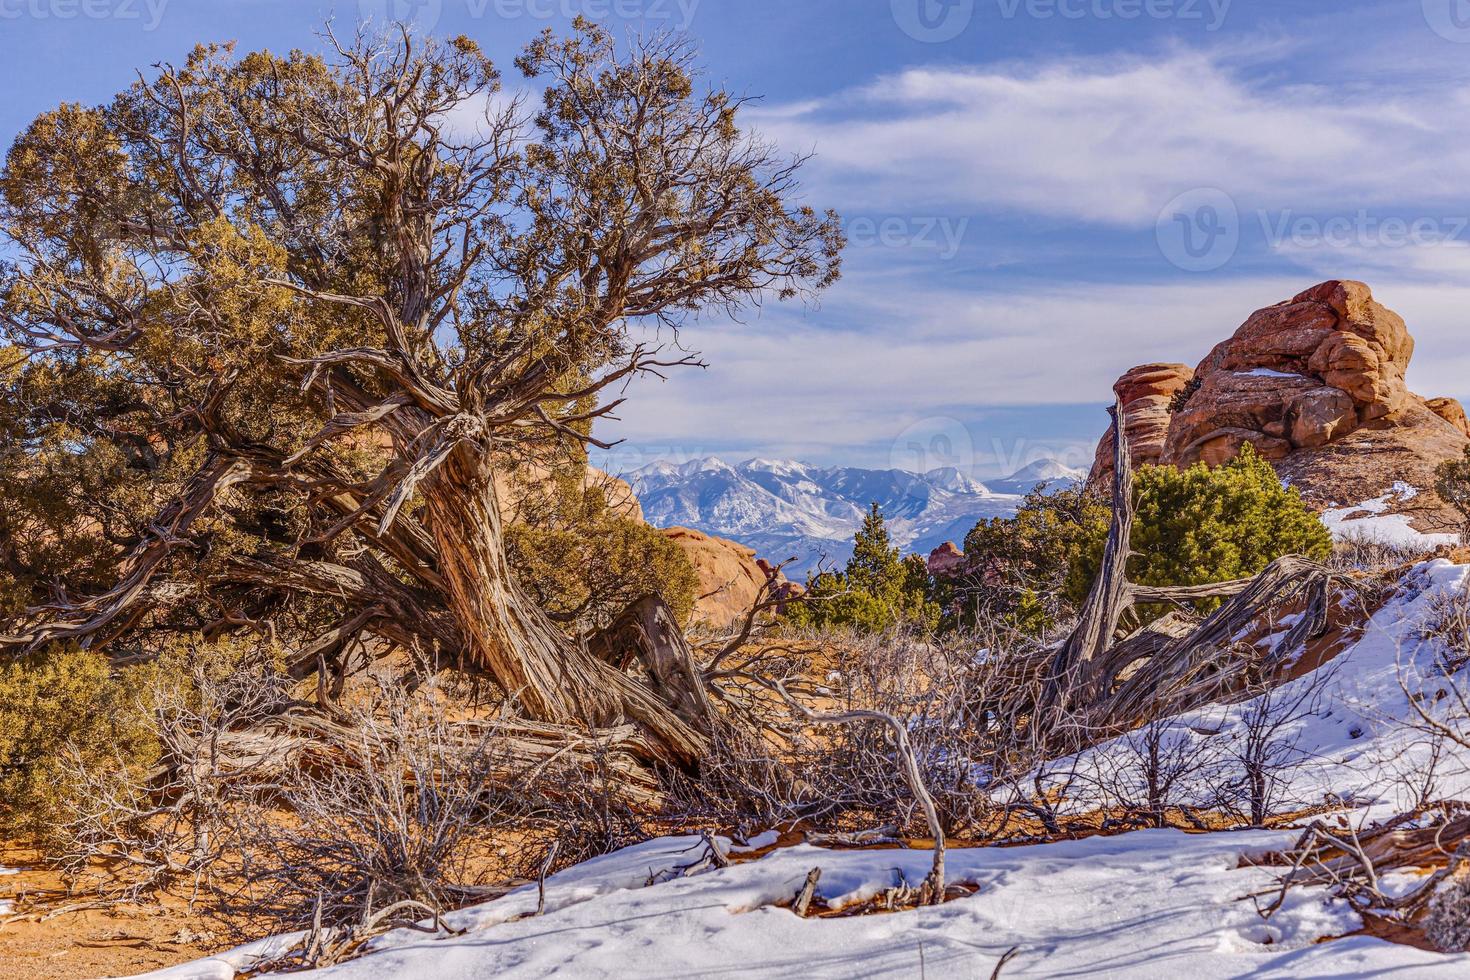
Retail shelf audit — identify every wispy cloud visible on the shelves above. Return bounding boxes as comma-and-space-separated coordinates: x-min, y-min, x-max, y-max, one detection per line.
750, 48, 1470, 226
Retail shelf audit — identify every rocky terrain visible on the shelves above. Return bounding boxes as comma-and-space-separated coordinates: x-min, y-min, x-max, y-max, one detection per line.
1091, 280, 1470, 538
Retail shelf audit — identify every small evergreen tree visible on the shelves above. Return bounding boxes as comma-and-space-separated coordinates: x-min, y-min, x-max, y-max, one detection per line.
1069, 445, 1333, 615
787, 503, 939, 634
947, 485, 1109, 636
1435, 447, 1470, 545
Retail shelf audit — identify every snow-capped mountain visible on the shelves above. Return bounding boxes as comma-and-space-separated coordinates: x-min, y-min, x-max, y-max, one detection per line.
624, 456, 1085, 578
985, 457, 1090, 496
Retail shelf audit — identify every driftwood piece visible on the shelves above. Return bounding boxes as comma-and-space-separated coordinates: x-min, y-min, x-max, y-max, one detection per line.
1045, 402, 1348, 729
776, 683, 946, 905
159, 707, 667, 808
1258, 803, 1470, 923
793, 867, 822, 917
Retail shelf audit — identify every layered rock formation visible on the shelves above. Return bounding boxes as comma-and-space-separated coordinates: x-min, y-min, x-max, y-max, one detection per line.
1089, 363, 1196, 479
927, 541, 966, 577
1091, 281, 1469, 532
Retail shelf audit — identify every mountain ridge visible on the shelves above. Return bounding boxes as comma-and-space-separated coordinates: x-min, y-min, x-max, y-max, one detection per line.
623, 455, 1084, 578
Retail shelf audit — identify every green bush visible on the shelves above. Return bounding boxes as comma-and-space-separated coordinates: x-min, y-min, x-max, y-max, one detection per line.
1435, 447, 1470, 545
951, 485, 1109, 635
506, 468, 699, 630
786, 504, 939, 634
1070, 445, 1333, 613
947, 447, 1331, 635
0, 645, 158, 844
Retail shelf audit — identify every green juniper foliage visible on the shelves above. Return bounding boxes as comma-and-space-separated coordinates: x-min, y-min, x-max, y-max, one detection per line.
1069, 445, 1333, 616
787, 503, 939, 634
1435, 447, 1470, 545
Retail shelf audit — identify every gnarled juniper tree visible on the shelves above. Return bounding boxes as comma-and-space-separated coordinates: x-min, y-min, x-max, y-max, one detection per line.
0, 22, 841, 765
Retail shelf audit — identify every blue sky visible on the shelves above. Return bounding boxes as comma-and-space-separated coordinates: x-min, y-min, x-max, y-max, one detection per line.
4, 0, 1470, 478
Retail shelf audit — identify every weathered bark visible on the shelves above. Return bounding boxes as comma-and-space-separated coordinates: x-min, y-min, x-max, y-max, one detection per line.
586, 595, 714, 735
419, 446, 708, 766
1044, 400, 1135, 706
1044, 403, 1347, 729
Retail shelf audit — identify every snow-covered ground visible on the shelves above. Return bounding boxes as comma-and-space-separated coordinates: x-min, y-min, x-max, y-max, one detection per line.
0, 864, 14, 917
1048, 558, 1470, 819
1320, 483, 1461, 550
141, 829, 1465, 980
138, 558, 1470, 979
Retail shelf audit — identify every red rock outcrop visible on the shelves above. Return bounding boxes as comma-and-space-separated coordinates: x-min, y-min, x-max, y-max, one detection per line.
1160, 281, 1415, 469
927, 541, 967, 577
1090, 363, 1195, 481
1091, 281, 1469, 533
1428, 397, 1470, 439
660, 527, 779, 628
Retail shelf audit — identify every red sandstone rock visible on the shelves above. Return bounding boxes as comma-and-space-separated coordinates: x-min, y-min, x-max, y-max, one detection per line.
1093, 281, 1469, 535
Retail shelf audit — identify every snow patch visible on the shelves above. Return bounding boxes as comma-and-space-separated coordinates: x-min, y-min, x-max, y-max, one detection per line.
1320, 486, 1457, 549
1237, 367, 1305, 379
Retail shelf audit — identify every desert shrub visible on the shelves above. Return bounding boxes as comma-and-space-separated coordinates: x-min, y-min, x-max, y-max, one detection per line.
1070, 445, 1333, 616
1421, 585, 1470, 672
1331, 534, 1444, 574
1436, 447, 1470, 546
683, 625, 1032, 840
785, 504, 939, 634
0, 644, 158, 844
221, 678, 514, 934
949, 485, 1109, 636
1425, 874, 1470, 952
506, 466, 699, 630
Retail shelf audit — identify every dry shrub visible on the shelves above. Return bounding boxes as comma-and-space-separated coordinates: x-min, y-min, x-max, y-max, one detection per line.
216, 677, 520, 934
1422, 585, 1470, 671
1425, 874, 1470, 952
1331, 534, 1448, 574
680, 622, 1053, 841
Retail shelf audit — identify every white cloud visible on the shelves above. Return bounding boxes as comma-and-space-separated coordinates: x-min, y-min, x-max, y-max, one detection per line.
749, 49, 1470, 226
600, 272, 1470, 469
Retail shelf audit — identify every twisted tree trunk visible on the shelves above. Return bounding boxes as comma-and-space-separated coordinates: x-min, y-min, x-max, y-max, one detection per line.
420, 446, 709, 767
